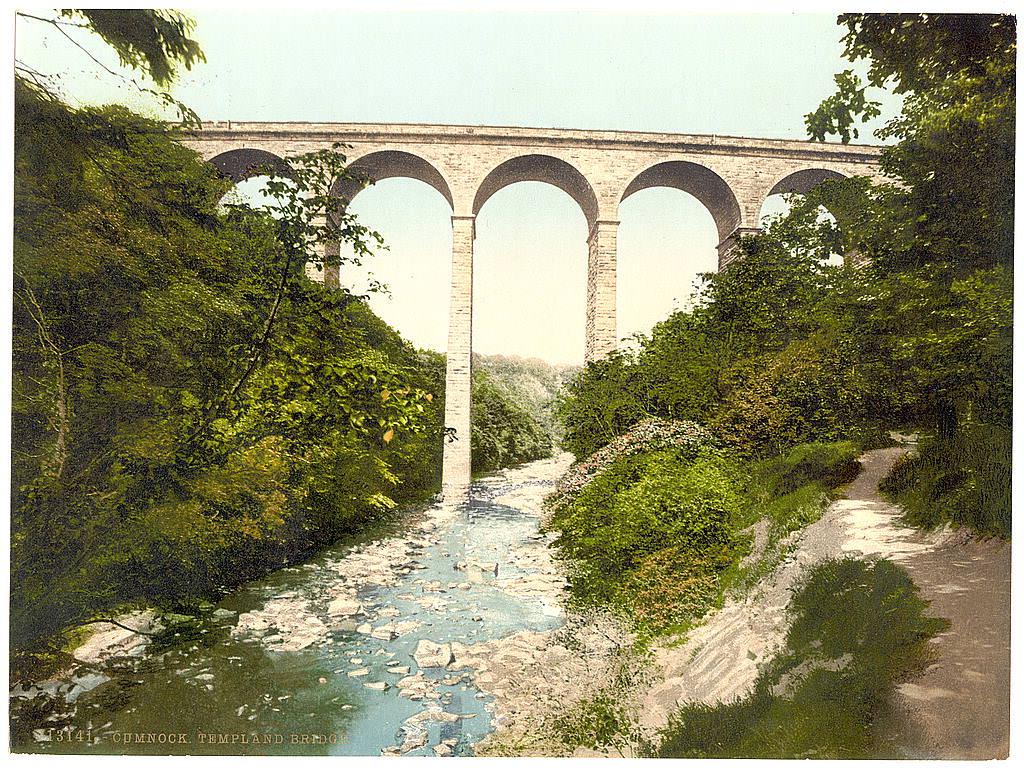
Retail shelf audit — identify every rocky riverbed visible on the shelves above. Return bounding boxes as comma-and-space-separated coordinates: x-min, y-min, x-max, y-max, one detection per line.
10, 453, 601, 757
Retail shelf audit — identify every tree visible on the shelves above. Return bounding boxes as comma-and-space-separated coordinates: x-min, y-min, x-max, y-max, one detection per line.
15, 9, 205, 122
11, 79, 443, 666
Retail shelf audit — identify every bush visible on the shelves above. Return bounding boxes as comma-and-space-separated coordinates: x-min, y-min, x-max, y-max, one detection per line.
550, 419, 718, 510
550, 448, 746, 632
752, 440, 862, 499
710, 337, 870, 458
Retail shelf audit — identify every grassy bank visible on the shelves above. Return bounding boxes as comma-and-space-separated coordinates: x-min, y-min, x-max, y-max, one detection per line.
649, 556, 946, 758
879, 424, 1011, 539
548, 433, 862, 637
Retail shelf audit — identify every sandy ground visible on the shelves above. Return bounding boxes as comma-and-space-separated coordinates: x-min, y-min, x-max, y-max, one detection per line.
880, 531, 1011, 759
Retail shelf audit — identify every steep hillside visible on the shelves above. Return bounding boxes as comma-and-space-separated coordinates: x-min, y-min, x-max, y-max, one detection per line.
474, 353, 579, 445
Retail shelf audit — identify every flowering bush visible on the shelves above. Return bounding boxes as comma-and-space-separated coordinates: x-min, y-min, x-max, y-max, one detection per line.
549, 419, 717, 512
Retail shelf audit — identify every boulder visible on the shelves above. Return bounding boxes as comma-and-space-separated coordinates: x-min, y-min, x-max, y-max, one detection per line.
413, 639, 453, 668
392, 620, 421, 636
327, 597, 362, 617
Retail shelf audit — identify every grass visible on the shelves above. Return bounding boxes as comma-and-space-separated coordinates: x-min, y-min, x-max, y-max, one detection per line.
725, 441, 862, 596
647, 557, 947, 759
879, 423, 1010, 538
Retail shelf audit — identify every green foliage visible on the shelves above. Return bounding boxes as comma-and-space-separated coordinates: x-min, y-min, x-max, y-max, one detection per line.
710, 336, 872, 458
470, 370, 552, 474
723, 441, 863, 595
555, 352, 649, 459
473, 353, 577, 445
833, 14, 1015, 97
558, 17, 1012, 545
557, 212, 882, 462
550, 448, 746, 633
551, 437, 861, 636
808, 14, 1014, 271
551, 419, 718, 511
880, 424, 1011, 538
61, 9, 206, 86
805, 70, 882, 143
10, 84, 442, 666
16, 10, 206, 124
650, 557, 947, 758
751, 441, 862, 500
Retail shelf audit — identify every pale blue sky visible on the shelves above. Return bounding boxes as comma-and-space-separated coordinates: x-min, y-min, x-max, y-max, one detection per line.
16, 10, 900, 363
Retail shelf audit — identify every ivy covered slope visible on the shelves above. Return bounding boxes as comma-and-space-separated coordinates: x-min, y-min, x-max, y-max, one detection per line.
9, 81, 543, 671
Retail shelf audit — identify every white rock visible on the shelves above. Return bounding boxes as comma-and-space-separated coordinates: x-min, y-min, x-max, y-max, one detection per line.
363, 681, 388, 691
413, 640, 453, 668
392, 620, 421, 636
327, 597, 362, 617
347, 668, 370, 678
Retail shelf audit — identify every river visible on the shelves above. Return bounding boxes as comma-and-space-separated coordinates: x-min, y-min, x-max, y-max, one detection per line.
11, 454, 573, 757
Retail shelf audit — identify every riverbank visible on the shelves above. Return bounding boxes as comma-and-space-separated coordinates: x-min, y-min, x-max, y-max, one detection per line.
528, 446, 1010, 759
10, 448, 1009, 758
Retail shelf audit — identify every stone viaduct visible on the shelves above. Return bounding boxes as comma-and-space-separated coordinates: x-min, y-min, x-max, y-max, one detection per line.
181, 122, 883, 503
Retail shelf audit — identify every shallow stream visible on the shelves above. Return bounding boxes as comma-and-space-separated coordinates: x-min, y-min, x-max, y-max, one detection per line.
12, 455, 571, 757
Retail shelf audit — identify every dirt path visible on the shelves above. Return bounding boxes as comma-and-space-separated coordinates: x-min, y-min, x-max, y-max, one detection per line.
838, 448, 1011, 759
881, 531, 1011, 759
628, 447, 1011, 759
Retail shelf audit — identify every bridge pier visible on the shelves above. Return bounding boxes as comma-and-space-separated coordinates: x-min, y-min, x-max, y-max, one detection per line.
441, 214, 476, 504
585, 219, 619, 362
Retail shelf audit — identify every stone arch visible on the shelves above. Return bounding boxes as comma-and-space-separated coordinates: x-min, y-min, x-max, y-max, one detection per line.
206, 148, 295, 183
472, 154, 600, 228
766, 167, 847, 199
762, 167, 860, 265
330, 150, 454, 210
619, 161, 742, 242
761, 167, 851, 226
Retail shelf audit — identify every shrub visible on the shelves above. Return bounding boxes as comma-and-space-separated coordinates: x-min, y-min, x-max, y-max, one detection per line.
550, 419, 717, 510
752, 440, 862, 499
711, 337, 869, 458
550, 448, 746, 632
